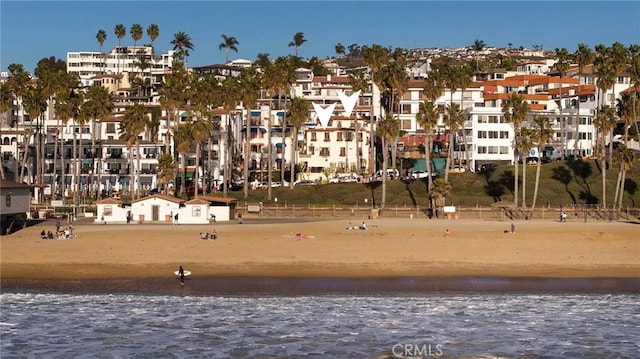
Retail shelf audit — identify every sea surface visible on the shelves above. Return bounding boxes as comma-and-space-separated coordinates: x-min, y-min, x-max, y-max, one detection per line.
1, 293, 638, 358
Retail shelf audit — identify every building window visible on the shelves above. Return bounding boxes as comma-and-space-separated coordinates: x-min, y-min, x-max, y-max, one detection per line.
477, 130, 487, 138
324, 133, 330, 142
488, 131, 499, 139
488, 115, 500, 123
500, 131, 509, 139
488, 146, 498, 154
499, 146, 509, 154
340, 147, 346, 156
477, 146, 487, 154
477, 115, 487, 124
309, 145, 315, 155
320, 147, 330, 157
310, 132, 316, 141
106, 123, 116, 134
401, 104, 412, 114
337, 132, 343, 141
401, 119, 412, 130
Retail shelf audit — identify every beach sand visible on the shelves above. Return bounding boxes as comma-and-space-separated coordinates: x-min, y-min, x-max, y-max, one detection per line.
1, 217, 639, 294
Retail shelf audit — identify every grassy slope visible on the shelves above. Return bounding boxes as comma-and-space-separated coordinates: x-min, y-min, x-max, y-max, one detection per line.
224, 159, 640, 208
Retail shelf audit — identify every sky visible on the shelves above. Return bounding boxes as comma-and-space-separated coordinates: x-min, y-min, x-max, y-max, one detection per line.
1, 1, 639, 74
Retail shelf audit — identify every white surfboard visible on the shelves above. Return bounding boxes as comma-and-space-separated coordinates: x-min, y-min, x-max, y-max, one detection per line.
174, 270, 191, 277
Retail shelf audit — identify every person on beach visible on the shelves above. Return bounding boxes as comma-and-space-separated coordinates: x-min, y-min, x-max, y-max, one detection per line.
40, 230, 46, 239
174, 213, 179, 225
359, 221, 367, 230
444, 228, 451, 237
55, 219, 61, 233
510, 223, 515, 234
210, 229, 217, 240
178, 265, 185, 285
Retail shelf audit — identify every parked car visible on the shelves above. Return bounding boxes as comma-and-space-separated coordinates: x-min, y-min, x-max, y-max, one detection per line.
449, 166, 466, 173
478, 163, 498, 173
295, 180, 317, 186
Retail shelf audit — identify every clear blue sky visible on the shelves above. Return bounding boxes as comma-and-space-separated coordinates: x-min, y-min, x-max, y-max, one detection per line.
1, 1, 639, 74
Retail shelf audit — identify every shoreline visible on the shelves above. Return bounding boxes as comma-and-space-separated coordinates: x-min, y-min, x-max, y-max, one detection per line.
3, 276, 640, 296
2, 218, 638, 295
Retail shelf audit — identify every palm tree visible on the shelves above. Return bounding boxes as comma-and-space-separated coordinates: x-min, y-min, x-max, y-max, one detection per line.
349, 68, 369, 174
119, 103, 147, 199
594, 45, 616, 108
422, 69, 445, 103
415, 100, 439, 193
53, 81, 81, 200
287, 96, 310, 188
443, 102, 464, 183
335, 43, 345, 58
22, 84, 48, 189
430, 178, 452, 217
456, 64, 473, 167
614, 93, 640, 209
171, 31, 195, 64
288, 32, 306, 57
362, 44, 390, 175
273, 56, 297, 186
572, 44, 593, 153
472, 39, 486, 71
0, 82, 11, 179
554, 47, 571, 160
129, 24, 143, 75
156, 153, 176, 195
190, 78, 216, 198
502, 93, 529, 209
95, 29, 107, 75
146, 24, 159, 53
83, 84, 115, 198
593, 104, 617, 208
379, 49, 409, 173
238, 67, 262, 197
114, 24, 126, 74
256, 54, 278, 199
173, 122, 194, 197
516, 127, 534, 210
219, 34, 239, 63
529, 116, 554, 215
376, 113, 400, 208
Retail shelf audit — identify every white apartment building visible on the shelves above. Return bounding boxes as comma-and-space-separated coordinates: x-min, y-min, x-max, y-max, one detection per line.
67, 46, 175, 85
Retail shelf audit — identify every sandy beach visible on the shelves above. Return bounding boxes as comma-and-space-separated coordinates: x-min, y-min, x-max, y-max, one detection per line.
1, 217, 639, 294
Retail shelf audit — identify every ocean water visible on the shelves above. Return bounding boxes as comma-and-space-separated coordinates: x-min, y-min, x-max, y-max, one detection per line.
1, 293, 638, 358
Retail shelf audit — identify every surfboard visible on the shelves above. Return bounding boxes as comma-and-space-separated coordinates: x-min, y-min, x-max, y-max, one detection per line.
174, 270, 191, 277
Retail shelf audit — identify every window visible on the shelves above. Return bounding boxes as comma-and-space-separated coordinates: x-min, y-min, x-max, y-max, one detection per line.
106, 123, 116, 134
488, 146, 498, 154
337, 132, 343, 141
340, 147, 346, 156
477, 146, 487, 154
401, 104, 412, 114
309, 145, 315, 155
320, 147, 330, 157
477, 115, 487, 124
488, 115, 500, 123
488, 131, 499, 139
477, 131, 487, 138
324, 133, 330, 142
310, 132, 316, 141
499, 146, 509, 154
401, 119, 412, 130
500, 131, 509, 139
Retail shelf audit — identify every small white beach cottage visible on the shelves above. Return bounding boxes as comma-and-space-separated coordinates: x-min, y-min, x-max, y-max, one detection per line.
94, 194, 237, 224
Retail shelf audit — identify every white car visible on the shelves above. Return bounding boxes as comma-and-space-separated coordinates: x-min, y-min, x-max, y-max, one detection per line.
411, 171, 429, 179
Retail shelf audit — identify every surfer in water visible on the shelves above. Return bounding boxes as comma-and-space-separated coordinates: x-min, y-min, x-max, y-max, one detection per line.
178, 265, 185, 285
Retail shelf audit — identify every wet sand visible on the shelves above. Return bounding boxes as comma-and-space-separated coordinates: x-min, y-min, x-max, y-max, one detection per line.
1, 217, 639, 294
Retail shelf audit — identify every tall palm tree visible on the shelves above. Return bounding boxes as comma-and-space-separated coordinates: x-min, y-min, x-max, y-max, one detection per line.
376, 113, 400, 208
130, 24, 143, 75
613, 145, 635, 211
22, 84, 48, 188
456, 64, 473, 167
443, 102, 463, 183
0, 82, 11, 179
219, 34, 239, 63
472, 39, 486, 72
190, 77, 216, 198
173, 122, 194, 197
572, 43, 593, 153
238, 67, 262, 197
114, 24, 126, 74
594, 45, 616, 108
379, 49, 409, 173
119, 103, 147, 198
171, 31, 195, 64
146, 24, 159, 53
349, 68, 369, 174
53, 81, 81, 200
362, 44, 390, 175
415, 100, 439, 192
516, 127, 534, 210
502, 93, 529, 209
273, 56, 297, 186
286, 96, 310, 188
288, 32, 306, 57
156, 153, 176, 195
593, 104, 616, 208
83, 84, 115, 198
96, 29, 107, 75
256, 54, 278, 199
529, 116, 554, 215
614, 93, 640, 209
6, 64, 32, 182
554, 47, 571, 160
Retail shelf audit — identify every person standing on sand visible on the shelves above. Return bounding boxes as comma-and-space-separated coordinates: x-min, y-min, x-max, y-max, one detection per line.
510, 223, 515, 234
444, 228, 451, 237
178, 265, 185, 285
174, 213, 179, 225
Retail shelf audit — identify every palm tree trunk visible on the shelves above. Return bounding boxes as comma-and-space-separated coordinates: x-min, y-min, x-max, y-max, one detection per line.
444, 135, 453, 183
514, 149, 519, 209
136, 140, 141, 199
289, 126, 298, 188
530, 149, 542, 217
195, 141, 201, 198
91, 117, 97, 198
60, 126, 66, 201
521, 160, 527, 210
71, 121, 78, 204
52, 125, 59, 199
613, 169, 621, 210
617, 169, 626, 211
381, 137, 387, 208
243, 111, 249, 198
